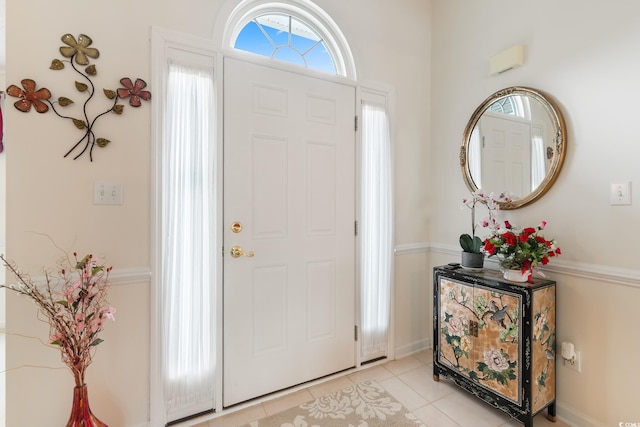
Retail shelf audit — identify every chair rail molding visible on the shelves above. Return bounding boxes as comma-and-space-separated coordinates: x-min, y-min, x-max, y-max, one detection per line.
394, 242, 431, 255
396, 242, 640, 289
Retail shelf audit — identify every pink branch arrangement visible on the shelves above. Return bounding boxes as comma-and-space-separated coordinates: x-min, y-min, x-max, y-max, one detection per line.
1, 252, 116, 386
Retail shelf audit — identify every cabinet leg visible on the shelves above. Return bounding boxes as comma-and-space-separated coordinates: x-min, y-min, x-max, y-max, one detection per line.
433, 374, 439, 382
546, 402, 557, 422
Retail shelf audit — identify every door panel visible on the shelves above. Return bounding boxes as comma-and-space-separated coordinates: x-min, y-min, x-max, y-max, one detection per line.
480, 114, 532, 197
223, 58, 356, 406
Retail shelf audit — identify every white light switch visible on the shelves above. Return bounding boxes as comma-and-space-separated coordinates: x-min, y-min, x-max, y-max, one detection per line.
94, 181, 123, 205
610, 182, 631, 206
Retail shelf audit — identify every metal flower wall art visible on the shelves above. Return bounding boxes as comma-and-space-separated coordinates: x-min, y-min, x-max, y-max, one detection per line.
6, 34, 151, 161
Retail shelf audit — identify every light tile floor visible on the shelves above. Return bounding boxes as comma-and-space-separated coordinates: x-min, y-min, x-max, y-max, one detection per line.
195, 350, 569, 427
0, 332, 4, 427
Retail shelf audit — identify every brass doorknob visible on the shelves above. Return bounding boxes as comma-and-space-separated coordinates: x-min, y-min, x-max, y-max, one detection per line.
230, 246, 255, 258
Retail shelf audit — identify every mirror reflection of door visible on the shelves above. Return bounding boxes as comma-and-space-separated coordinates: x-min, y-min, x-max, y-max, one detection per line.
479, 113, 532, 199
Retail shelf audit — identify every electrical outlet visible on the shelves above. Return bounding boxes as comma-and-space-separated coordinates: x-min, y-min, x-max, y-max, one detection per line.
93, 181, 123, 205
563, 350, 581, 373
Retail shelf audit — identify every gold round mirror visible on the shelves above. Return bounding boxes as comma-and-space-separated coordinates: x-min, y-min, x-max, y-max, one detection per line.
460, 86, 566, 209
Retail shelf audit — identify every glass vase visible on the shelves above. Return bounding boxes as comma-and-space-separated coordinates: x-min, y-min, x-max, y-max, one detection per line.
67, 384, 108, 427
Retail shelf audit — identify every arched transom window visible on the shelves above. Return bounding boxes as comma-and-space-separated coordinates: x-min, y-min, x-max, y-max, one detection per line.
488, 95, 532, 120
235, 13, 336, 74
225, 0, 356, 79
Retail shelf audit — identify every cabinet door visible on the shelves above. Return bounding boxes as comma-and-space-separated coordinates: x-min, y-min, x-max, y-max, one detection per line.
437, 278, 476, 376
469, 285, 521, 404
531, 285, 556, 413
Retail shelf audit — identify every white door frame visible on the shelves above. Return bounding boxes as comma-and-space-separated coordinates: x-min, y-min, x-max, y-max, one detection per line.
150, 26, 395, 424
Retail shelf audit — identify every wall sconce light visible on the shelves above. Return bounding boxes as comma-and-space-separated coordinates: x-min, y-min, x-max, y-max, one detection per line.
490, 44, 524, 75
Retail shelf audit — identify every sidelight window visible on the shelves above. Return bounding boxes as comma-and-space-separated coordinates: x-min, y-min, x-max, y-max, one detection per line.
360, 100, 393, 362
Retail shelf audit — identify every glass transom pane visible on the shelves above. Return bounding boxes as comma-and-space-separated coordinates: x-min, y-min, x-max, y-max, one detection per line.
234, 13, 337, 75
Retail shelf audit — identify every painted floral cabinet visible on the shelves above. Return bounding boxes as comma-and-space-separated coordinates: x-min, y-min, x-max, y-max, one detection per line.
433, 266, 556, 427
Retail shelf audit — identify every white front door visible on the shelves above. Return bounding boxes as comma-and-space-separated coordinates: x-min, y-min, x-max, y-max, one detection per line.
480, 113, 532, 198
223, 58, 356, 406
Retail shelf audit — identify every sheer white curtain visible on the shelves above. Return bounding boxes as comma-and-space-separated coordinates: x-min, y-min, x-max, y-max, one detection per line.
360, 102, 393, 361
468, 126, 482, 189
531, 126, 545, 190
161, 62, 216, 422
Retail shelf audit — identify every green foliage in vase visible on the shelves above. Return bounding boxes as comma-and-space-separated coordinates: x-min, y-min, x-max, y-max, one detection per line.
459, 234, 483, 253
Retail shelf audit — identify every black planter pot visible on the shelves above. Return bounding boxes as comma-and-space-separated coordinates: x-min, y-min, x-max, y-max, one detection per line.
461, 251, 484, 269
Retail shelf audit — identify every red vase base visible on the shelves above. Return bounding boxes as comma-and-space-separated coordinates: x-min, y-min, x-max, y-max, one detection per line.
67, 385, 108, 427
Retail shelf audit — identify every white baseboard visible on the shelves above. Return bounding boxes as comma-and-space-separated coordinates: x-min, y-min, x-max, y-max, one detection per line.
394, 338, 430, 359
556, 402, 608, 427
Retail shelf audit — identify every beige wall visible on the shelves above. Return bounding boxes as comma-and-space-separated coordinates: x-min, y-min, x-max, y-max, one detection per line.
4, 0, 430, 425
430, 1, 640, 426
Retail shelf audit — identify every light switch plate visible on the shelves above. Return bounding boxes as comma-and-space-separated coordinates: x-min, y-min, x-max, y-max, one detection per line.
94, 181, 123, 205
610, 182, 631, 206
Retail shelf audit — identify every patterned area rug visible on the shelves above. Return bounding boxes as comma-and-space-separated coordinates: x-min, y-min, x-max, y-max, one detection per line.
245, 380, 426, 427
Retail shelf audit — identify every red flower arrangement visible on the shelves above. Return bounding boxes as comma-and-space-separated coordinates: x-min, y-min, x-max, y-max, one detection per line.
483, 220, 561, 280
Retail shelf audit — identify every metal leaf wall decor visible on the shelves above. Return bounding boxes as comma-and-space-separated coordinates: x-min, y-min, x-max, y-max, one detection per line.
6, 34, 151, 161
